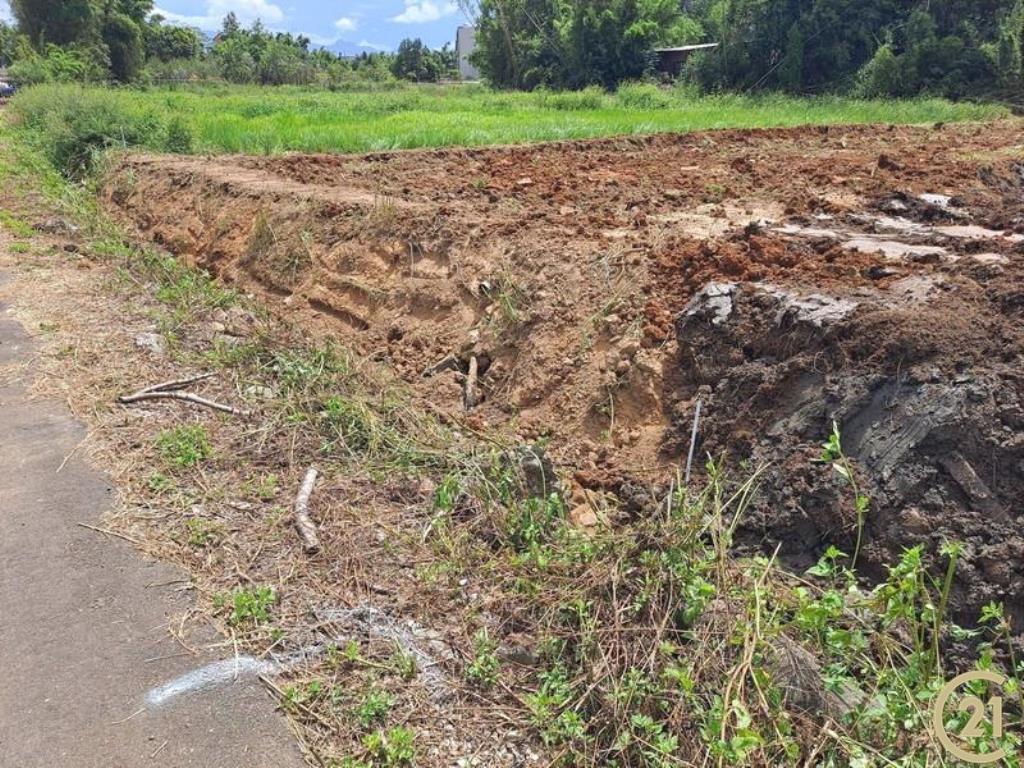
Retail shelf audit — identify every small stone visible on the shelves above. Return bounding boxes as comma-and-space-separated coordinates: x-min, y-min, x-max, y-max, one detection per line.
244, 384, 275, 400
569, 504, 599, 528
618, 339, 641, 358
133, 332, 165, 356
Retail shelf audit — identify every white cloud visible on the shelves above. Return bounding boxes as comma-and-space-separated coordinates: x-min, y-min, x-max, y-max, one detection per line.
391, 0, 457, 24
0, 0, 11, 22
334, 16, 358, 32
358, 40, 386, 51
154, 0, 284, 30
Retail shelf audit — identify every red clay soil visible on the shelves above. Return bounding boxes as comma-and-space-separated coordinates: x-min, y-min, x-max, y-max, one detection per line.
103, 120, 1024, 624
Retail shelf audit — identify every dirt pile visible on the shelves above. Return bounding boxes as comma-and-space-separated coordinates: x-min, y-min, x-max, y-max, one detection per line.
102, 120, 1024, 623
677, 272, 1024, 625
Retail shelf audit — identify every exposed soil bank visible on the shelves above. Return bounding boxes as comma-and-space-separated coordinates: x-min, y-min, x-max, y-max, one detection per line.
102, 121, 1024, 626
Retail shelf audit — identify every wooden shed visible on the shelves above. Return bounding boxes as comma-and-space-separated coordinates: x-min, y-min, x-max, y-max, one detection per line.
654, 43, 719, 77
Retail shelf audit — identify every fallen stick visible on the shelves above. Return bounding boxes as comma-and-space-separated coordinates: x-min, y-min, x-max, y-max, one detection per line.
293, 467, 321, 554
684, 399, 703, 485
77, 522, 141, 545
135, 372, 216, 395
118, 390, 251, 418
463, 355, 479, 411
421, 354, 459, 379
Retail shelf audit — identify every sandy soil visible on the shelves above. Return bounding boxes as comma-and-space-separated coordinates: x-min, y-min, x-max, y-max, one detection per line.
103, 120, 1024, 626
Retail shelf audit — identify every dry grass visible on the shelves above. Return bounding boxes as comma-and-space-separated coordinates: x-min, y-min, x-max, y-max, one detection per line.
0, 216, 534, 764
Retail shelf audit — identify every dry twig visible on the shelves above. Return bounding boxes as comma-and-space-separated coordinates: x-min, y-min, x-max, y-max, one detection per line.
118, 372, 251, 418
464, 355, 479, 411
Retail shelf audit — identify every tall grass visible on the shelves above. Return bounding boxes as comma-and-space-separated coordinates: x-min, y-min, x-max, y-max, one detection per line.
7, 81, 1008, 175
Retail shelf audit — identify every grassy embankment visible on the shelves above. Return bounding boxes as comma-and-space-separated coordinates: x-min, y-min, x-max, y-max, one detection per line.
6, 82, 1009, 175
0, 88, 1020, 767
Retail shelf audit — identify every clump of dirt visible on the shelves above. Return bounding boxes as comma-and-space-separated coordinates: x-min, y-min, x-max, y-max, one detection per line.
675, 275, 1024, 626
102, 120, 1024, 624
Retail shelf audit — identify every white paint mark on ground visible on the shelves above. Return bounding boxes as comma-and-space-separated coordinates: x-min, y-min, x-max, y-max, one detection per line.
145, 605, 455, 709
146, 657, 279, 708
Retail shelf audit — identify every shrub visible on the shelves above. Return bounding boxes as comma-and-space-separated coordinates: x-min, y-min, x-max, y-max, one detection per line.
8, 85, 166, 177
854, 43, 903, 98
616, 81, 671, 109
7, 44, 107, 85
535, 85, 606, 111
163, 116, 194, 153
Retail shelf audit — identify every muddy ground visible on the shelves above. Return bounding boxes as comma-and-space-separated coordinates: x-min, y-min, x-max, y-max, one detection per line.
103, 121, 1024, 628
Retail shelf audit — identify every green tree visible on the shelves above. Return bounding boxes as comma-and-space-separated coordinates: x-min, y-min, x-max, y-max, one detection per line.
11, 0, 99, 47
102, 10, 144, 82
0, 21, 19, 66
145, 15, 202, 62
778, 21, 805, 91
260, 37, 313, 84
220, 11, 241, 38
391, 37, 443, 82
854, 42, 902, 97
212, 34, 256, 82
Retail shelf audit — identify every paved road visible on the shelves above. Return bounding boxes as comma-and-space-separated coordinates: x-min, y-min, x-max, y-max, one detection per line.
0, 282, 305, 767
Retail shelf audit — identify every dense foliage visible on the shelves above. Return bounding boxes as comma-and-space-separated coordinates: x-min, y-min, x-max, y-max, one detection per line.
473, 0, 703, 89
469, 0, 1024, 97
0, 7, 454, 87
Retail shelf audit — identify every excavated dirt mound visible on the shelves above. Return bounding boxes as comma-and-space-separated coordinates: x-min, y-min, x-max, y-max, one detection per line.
102, 121, 1024, 626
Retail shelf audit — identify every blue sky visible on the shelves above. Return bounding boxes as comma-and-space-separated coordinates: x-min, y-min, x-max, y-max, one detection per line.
154, 0, 473, 51
0, 1, 473, 52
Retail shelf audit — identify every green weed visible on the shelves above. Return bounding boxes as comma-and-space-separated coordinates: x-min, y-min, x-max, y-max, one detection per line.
184, 517, 223, 547
156, 424, 212, 467
215, 585, 275, 626
465, 628, 500, 688
820, 421, 870, 566
362, 726, 415, 767
355, 689, 393, 729
0, 211, 34, 238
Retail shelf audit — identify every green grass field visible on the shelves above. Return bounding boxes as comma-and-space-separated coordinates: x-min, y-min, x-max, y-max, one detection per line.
7, 82, 1009, 173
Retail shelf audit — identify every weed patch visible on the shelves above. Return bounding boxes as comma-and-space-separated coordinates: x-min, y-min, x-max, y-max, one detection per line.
156, 424, 212, 467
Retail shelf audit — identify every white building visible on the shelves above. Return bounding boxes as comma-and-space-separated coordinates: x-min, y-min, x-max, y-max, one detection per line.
455, 26, 480, 81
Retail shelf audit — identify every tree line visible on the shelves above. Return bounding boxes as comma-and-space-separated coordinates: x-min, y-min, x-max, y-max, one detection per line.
0, 3, 456, 86
2, 0, 1021, 98
465, 0, 1023, 98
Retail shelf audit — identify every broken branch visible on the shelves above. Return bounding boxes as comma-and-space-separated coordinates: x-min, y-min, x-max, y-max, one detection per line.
118, 372, 251, 418
293, 467, 321, 554
137, 372, 216, 395
118, 390, 252, 418
464, 355, 479, 411
422, 354, 459, 379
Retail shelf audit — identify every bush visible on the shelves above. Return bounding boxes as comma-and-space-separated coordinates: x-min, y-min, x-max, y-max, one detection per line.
8, 84, 165, 177
534, 85, 606, 111
7, 44, 107, 85
143, 56, 221, 84
616, 81, 671, 109
163, 116, 194, 153
854, 43, 903, 98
